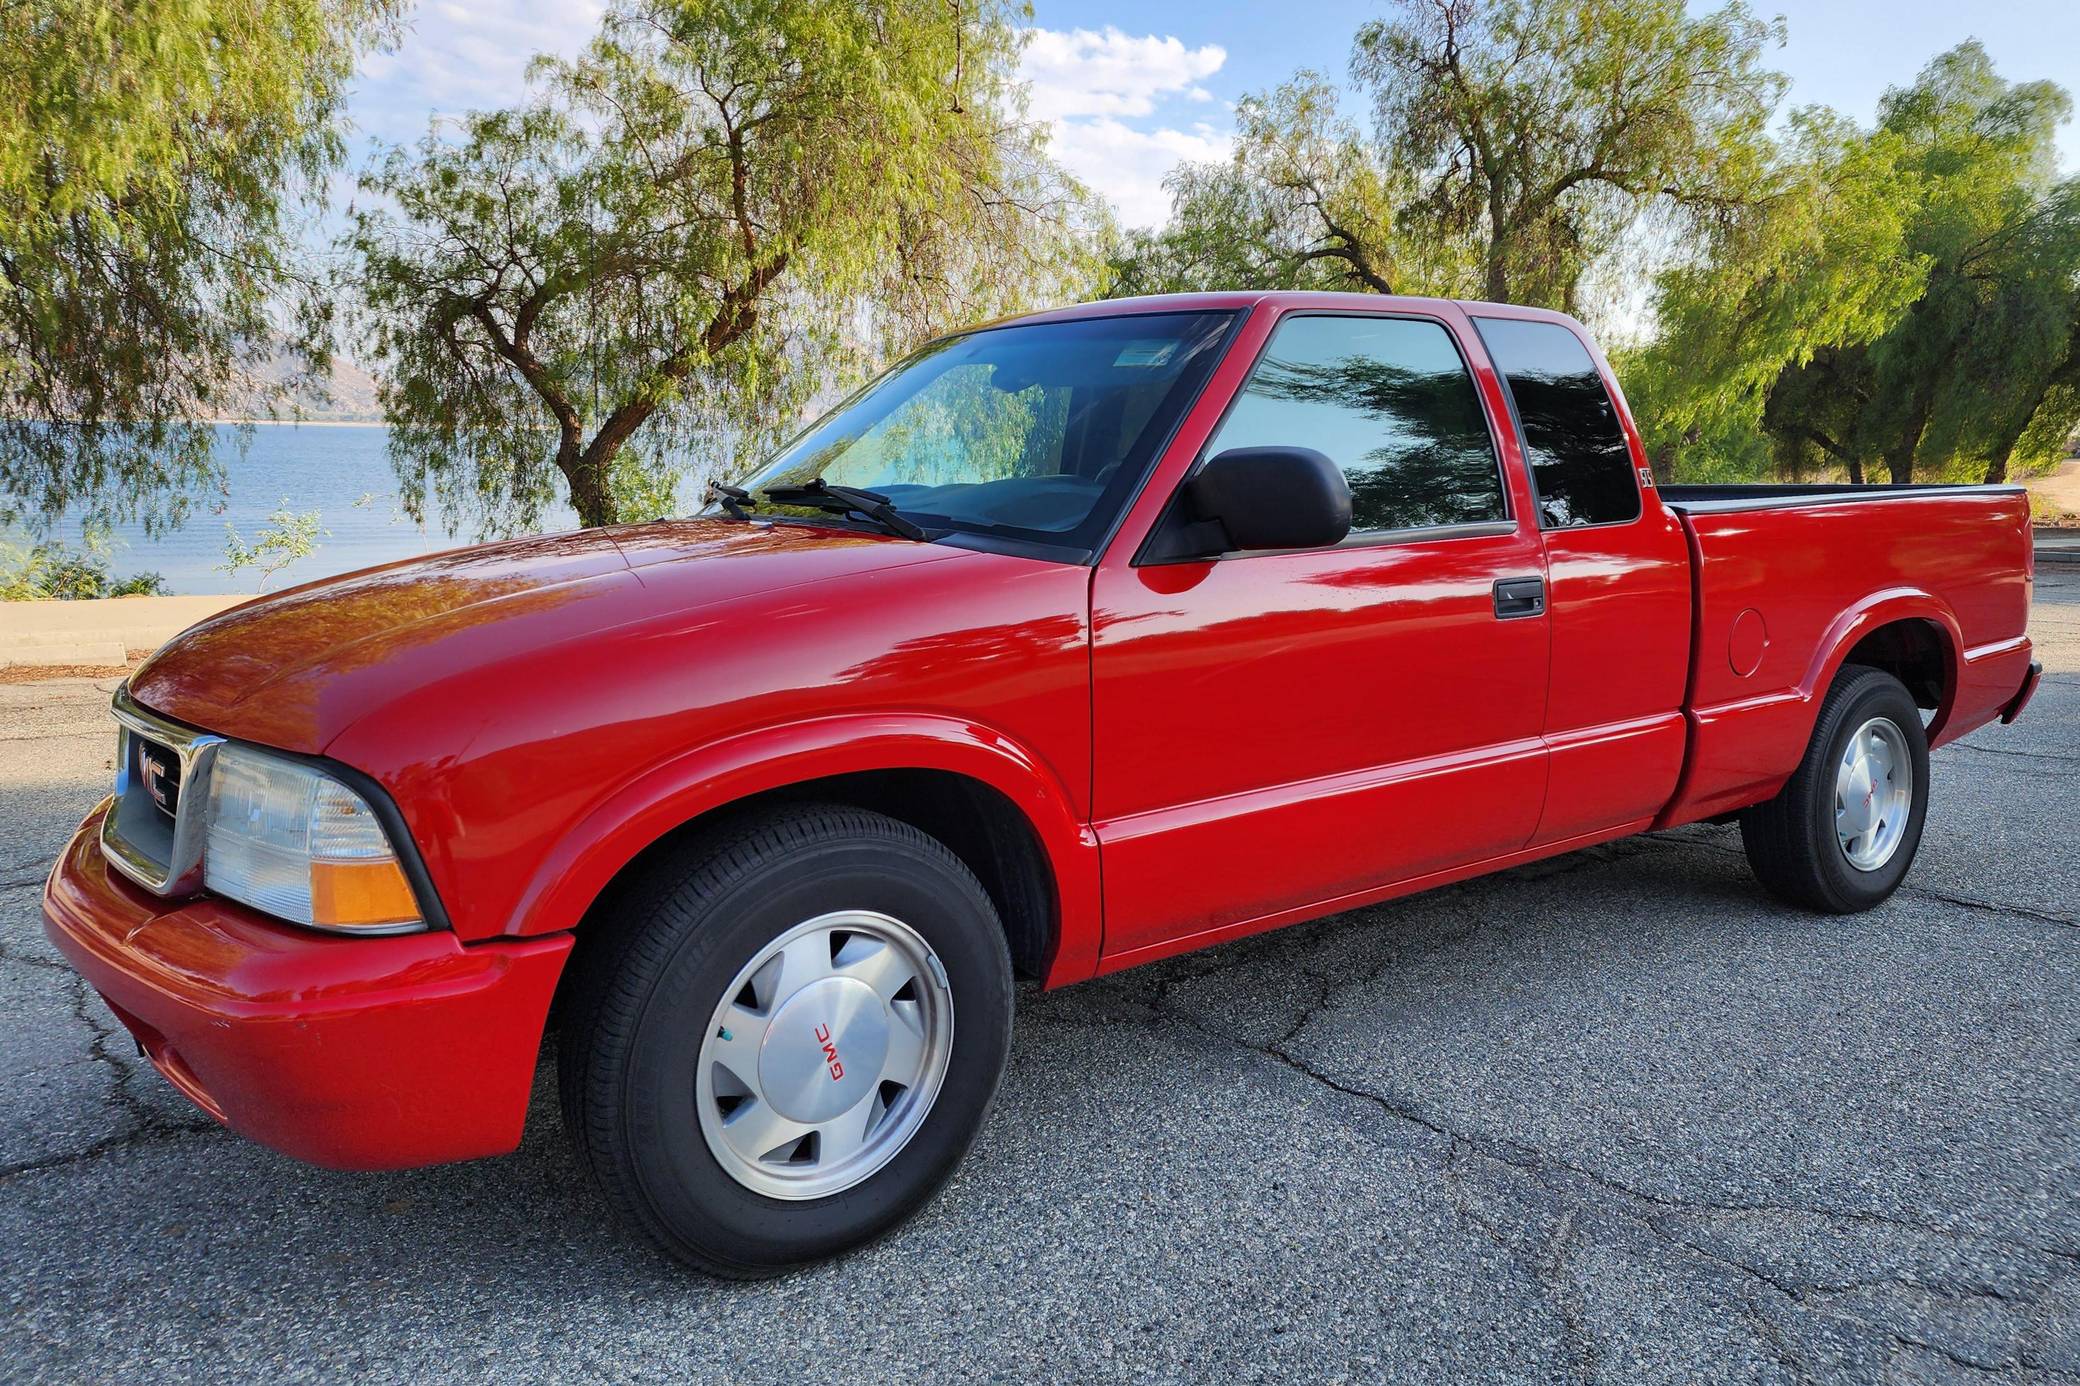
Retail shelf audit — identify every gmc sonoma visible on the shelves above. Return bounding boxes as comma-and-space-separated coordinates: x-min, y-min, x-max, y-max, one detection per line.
45, 293, 2041, 1275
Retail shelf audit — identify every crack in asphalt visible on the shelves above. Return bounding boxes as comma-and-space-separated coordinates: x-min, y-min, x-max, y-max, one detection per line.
1652, 1225, 2071, 1378
1632, 829, 2080, 930
1906, 887, 2078, 929
1538, 1210, 1601, 1385
0, 1119, 220, 1185
0, 936, 68, 974
1946, 741, 2080, 769
0, 971, 221, 1187
0, 853, 56, 891
1744, 1299, 1822, 1386
1104, 850, 2080, 1379
1151, 990, 2080, 1378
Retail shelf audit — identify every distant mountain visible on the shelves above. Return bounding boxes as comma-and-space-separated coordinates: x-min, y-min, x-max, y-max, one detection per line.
209, 348, 384, 423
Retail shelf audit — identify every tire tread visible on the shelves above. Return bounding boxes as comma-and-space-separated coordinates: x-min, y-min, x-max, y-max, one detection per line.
556, 803, 1008, 1276
1739, 664, 1926, 914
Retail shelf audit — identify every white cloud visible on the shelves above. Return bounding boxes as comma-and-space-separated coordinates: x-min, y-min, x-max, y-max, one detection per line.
1020, 26, 1227, 121
352, 16, 1232, 230
351, 0, 604, 144
1046, 118, 1231, 230
1020, 27, 1233, 229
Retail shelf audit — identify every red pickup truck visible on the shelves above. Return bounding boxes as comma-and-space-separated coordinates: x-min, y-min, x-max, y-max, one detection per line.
46, 292, 2041, 1275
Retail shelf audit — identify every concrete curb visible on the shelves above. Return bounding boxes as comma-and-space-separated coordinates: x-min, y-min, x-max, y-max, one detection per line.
0, 640, 128, 668
0, 593, 241, 670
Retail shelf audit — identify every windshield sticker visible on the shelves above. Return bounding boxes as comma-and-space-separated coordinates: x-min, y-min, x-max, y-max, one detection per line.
1113, 341, 1179, 368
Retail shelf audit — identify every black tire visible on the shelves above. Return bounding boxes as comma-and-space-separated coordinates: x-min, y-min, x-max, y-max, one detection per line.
558, 803, 1014, 1276
1739, 664, 1930, 913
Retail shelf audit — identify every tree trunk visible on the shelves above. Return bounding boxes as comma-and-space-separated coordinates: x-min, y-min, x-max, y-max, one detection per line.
1885, 385, 1937, 485
1847, 455, 1865, 486
1979, 404, 2041, 484
1484, 243, 1509, 303
562, 452, 619, 528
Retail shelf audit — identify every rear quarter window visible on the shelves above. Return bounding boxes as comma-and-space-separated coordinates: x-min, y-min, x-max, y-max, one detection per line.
1473, 317, 1640, 529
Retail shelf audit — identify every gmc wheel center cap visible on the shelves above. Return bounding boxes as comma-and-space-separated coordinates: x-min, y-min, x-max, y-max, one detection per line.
758, 977, 889, 1125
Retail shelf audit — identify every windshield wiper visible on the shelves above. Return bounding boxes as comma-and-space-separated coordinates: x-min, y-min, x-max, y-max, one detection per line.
706, 481, 756, 520
760, 479, 931, 541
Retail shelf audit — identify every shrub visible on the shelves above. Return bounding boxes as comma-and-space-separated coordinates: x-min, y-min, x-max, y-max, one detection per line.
108, 571, 170, 597
0, 534, 169, 600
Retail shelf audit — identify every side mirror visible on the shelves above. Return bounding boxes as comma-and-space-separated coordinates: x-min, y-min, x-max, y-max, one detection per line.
1147, 446, 1353, 561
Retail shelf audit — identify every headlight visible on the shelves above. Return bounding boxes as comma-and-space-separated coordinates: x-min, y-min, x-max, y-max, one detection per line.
203, 744, 424, 932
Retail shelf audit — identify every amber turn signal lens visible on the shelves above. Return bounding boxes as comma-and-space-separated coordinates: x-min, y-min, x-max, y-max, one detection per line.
309, 858, 420, 929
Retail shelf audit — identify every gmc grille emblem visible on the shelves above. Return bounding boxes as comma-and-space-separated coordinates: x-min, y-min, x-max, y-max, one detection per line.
140, 751, 172, 811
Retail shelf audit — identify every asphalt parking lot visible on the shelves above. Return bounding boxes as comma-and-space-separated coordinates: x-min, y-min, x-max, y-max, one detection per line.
2, 571, 2074, 1384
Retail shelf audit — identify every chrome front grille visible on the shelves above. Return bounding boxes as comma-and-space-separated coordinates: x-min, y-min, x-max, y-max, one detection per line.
102, 685, 224, 896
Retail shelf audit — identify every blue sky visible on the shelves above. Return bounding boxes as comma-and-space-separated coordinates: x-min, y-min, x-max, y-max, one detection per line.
347, 2, 2080, 230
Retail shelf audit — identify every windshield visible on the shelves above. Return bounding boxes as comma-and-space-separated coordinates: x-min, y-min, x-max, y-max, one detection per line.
718, 311, 1236, 552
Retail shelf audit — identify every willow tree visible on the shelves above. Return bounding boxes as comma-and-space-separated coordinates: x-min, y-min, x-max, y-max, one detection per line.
1756, 45, 2079, 484
352, 0, 1097, 536
1109, 75, 1421, 298
1114, 0, 1785, 313
1624, 110, 1930, 481
0, 0, 399, 533
1355, 0, 1785, 309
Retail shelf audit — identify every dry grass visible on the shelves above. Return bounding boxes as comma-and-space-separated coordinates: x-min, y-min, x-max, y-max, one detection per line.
0, 650, 150, 685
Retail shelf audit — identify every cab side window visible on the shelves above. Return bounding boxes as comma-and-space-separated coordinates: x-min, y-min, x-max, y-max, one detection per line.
1205, 315, 1506, 534
1472, 317, 1640, 529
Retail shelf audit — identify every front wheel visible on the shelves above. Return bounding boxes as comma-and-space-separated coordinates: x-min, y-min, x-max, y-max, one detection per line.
558, 804, 1015, 1276
1739, 664, 1930, 913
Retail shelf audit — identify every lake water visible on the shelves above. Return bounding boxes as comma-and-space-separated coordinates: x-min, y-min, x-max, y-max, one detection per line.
45, 423, 602, 594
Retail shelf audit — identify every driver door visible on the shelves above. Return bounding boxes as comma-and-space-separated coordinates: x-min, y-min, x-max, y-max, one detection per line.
1089, 309, 1552, 965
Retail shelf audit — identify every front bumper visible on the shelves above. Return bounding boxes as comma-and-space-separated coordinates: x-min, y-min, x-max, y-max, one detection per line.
43, 802, 571, 1170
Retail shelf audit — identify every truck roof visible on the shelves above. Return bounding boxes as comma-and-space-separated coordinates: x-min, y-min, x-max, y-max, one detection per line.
972, 290, 1586, 334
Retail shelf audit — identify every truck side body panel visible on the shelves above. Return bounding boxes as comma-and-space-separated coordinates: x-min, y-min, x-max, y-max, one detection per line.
1089, 299, 1554, 960
1659, 491, 2035, 826
1457, 303, 1695, 846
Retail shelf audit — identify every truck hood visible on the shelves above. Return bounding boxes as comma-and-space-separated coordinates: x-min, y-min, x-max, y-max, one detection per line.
128, 520, 964, 753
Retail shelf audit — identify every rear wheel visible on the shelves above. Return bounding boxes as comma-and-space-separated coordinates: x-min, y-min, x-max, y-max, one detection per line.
1739, 664, 1930, 913
559, 804, 1015, 1276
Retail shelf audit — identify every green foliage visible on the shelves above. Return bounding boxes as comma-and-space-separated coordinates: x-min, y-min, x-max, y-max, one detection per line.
109, 570, 170, 597
1110, 75, 1420, 297
0, 0, 401, 535
1116, 0, 1785, 313
1631, 43, 2080, 484
1355, 0, 1786, 308
352, 0, 1106, 535
1759, 45, 2080, 484
17, 543, 105, 599
1110, 12, 2079, 491
220, 502, 325, 590
1624, 109, 1931, 477
0, 530, 167, 600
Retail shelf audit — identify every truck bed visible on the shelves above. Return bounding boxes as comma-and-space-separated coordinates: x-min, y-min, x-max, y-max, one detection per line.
1656, 481, 2037, 827
1660, 481, 2025, 513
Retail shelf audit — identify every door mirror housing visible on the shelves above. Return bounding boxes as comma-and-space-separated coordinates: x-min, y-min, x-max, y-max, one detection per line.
1146, 446, 1353, 561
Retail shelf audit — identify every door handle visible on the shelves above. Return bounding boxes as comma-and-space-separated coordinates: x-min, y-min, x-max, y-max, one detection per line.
1493, 576, 1545, 620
